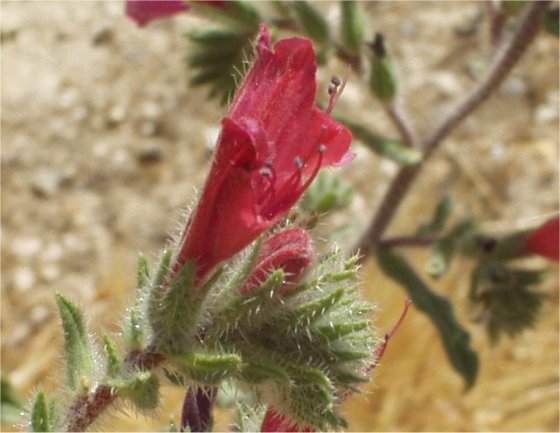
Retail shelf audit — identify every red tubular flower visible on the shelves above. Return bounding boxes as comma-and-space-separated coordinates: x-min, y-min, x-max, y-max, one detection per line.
176, 25, 352, 279
126, 0, 189, 26
238, 228, 315, 296
524, 216, 560, 261
126, 0, 227, 26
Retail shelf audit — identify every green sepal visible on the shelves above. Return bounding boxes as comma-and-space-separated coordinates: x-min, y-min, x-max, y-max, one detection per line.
112, 371, 160, 410
213, 269, 285, 333
368, 34, 398, 102
235, 403, 266, 433
31, 391, 50, 432
318, 320, 370, 341
137, 253, 150, 291
102, 334, 120, 378
331, 349, 371, 362
1, 376, 24, 425
333, 371, 370, 384
55, 293, 94, 392
290, 287, 345, 326
291, 1, 330, 45
339, 117, 421, 164
299, 171, 354, 216
171, 352, 242, 385
418, 195, 453, 236
238, 358, 291, 385
340, 0, 366, 56
286, 364, 331, 388
377, 248, 479, 389
221, 237, 262, 296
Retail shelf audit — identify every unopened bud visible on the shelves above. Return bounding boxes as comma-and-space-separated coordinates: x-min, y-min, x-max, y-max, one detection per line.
368, 33, 397, 102
239, 228, 315, 295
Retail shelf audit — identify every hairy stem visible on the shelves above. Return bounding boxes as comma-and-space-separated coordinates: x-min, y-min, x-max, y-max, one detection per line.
63, 349, 165, 432
355, 1, 545, 258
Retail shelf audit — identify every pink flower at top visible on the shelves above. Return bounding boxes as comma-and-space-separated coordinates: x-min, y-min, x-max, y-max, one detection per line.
126, 1, 227, 27
524, 216, 559, 261
238, 228, 315, 296
260, 408, 314, 433
126, 1, 189, 27
175, 25, 352, 279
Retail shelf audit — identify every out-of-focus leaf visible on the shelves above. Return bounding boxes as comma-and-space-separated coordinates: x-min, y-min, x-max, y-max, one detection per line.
340, 1, 366, 56
189, 1, 261, 30
1, 377, 24, 425
368, 33, 398, 102
291, 1, 330, 45
299, 170, 354, 215
427, 219, 476, 279
418, 195, 453, 236
377, 248, 479, 388
543, 5, 559, 36
470, 262, 547, 343
186, 28, 258, 105
338, 117, 422, 164
31, 392, 50, 432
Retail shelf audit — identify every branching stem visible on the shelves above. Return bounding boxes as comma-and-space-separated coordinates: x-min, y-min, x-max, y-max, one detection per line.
63, 349, 165, 432
355, 1, 545, 258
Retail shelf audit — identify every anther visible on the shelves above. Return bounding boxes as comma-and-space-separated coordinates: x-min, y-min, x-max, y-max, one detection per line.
264, 160, 273, 168
294, 156, 303, 170
331, 75, 341, 87
260, 167, 273, 177
318, 144, 326, 153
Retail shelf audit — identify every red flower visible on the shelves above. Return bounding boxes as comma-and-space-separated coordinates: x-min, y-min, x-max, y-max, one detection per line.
261, 408, 314, 433
238, 228, 315, 295
126, 1, 189, 26
175, 25, 352, 278
126, 1, 227, 26
524, 216, 560, 261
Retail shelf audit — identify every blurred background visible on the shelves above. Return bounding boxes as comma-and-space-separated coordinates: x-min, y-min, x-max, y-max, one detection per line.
1, 1, 558, 431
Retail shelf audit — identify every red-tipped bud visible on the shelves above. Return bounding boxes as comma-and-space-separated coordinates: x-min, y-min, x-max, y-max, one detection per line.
239, 228, 315, 296
261, 408, 314, 432
524, 216, 559, 261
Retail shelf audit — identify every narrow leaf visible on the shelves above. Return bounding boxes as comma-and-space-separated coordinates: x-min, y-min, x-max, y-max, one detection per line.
340, 1, 365, 55
102, 334, 120, 377
291, 1, 330, 45
115, 371, 160, 410
31, 391, 50, 432
418, 195, 453, 236
291, 287, 345, 326
340, 117, 422, 164
377, 248, 479, 388
55, 293, 93, 391
1, 377, 24, 425
173, 352, 242, 384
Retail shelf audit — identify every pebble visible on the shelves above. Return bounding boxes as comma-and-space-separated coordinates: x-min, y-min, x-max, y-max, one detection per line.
30, 167, 62, 197
500, 77, 528, 99
12, 267, 37, 292
139, 101, 163, 121
41, 242, 64, 262
108, 104, 127, 125
92, 24, 113, 46
137, 143, 164, 165
140, 121, 159, 137
11, 236, 42, 259
39, 263, 60, 282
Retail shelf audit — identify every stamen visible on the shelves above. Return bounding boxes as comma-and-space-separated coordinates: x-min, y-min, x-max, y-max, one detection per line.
326, 69, 349, 115
294, 156, 303, 170
318, 144, 326, 153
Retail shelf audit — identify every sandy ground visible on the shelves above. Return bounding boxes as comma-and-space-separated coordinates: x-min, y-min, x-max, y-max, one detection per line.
1, 1, 558, 431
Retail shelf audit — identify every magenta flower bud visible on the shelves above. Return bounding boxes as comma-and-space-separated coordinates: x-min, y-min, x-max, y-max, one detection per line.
239, 228, 315, 296
125, 1, 189, 27
524, 216, 559, 261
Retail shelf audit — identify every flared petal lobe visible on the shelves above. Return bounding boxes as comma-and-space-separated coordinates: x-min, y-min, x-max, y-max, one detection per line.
525, 216, 560, 261
126, 0, 189, 26
176, 26, 352, 278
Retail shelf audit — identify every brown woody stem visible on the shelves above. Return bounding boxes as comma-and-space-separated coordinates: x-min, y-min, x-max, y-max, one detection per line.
355, 1, 545, 258
63, 349, 165, 432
